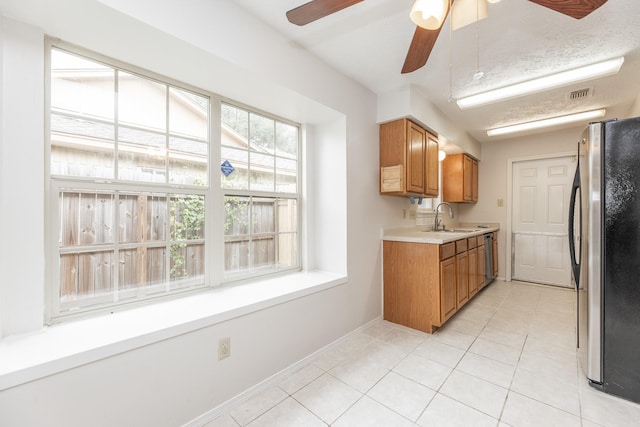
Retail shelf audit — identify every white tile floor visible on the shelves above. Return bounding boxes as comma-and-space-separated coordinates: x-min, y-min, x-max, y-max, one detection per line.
204, 280, 640, 427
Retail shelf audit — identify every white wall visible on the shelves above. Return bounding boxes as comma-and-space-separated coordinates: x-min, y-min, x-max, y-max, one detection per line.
0, 0, 400, 425
457, 126, 582, 279
0, 16, 45, 335
377, 85, 481, 159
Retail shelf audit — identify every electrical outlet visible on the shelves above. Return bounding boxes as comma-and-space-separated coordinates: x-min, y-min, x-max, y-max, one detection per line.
402, 209, 407, 219
218, 337, 231, 360
497, 198, 504, 207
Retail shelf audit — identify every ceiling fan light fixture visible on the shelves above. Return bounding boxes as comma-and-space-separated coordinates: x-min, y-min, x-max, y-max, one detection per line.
451, 0, 488, 31
487, 109, 607, 137
458, 57, 625, 109
410, 0, 449, 30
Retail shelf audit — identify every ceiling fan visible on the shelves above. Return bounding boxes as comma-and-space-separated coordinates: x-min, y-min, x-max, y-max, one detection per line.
286, 0, 609, 74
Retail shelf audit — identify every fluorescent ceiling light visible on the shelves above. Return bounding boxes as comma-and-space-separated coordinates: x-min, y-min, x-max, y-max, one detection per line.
487, 109, 606, 137
457, 57, 624, 109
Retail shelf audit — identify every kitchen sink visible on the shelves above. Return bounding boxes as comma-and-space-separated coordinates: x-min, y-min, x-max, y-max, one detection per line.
425, 229, 480, 233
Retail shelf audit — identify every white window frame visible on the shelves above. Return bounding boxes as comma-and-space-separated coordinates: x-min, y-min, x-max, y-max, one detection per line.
219, 101, 302, 283
45, 40, 302, 323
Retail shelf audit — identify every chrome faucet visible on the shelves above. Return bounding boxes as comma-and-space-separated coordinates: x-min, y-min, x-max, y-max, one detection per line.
434, 202, 454, 231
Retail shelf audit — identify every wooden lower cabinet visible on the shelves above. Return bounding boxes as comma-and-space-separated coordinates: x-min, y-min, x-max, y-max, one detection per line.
468, 246, 478, 298
478, 243, 486, 290
456, 251, 469, 307
383, 241, 438, 333
439, 257, 457, 323
383, 236, 493, 333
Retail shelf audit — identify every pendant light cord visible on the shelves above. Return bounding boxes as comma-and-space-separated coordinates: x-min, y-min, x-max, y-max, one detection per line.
448, 0, 453, 101
474, 0, 484, 80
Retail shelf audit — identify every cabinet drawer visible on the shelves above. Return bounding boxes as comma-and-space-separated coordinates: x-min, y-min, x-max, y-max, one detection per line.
467, 236, 477, 249
440, 242, 455, 260
380, 165, 404, 193
456, 239, 467, 254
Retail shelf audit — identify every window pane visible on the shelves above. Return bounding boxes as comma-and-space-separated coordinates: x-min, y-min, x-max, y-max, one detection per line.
117, 126, 167, 183
59, 251, 114, 302
249, 152, 275, 191
224, 238, 249, 272
276, 122, 298, 159
249, 113, 274, 153
277, 199, 297, 233
119, 247, 166, 294
221, 103, 248, 143
252, 198, 275, 234
221, 147, 248, 190
118, 71, 166, 132
276, 157, 297, 193
252, 236, 275, 268
51, 114, 115, 179
169, 135, 208, 186
224, 196, 249, 236
170, 194, 205, 241
51, 49, 114, 120
278, 233, 297, 268
169, 87, 208, 140
170, 243, 204, 283
119, 194, 167, 243
60, 191, 115, 247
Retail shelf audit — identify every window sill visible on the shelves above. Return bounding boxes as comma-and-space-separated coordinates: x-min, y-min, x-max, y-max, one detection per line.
0, 271, 347, 391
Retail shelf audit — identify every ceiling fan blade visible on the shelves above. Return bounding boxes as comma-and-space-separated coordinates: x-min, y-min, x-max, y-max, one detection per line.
528, 0, 608, 19
286, 0, 364, 26
401, 26, 442, 74
401, 0, 457, 74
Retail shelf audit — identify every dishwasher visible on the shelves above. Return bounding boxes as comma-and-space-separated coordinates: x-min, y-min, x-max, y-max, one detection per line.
483, 233, 496, 286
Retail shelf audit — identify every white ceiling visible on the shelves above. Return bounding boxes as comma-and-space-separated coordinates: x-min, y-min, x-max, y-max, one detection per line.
230, 0, 640, 143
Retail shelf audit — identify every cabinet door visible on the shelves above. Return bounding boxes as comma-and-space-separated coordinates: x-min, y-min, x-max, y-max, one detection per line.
443, 154, 477, 203
406, 122, 425, 194
478, 244, 486, 290
463, 155, 473, 201
468, 247, 478, 298
472, 159, 479, 202
440, 257, 457, 323
456, 251, 469, 308
425, 132, 439, 196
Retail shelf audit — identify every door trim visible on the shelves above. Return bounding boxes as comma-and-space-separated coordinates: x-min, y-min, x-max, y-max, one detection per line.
506, 152, 576, 282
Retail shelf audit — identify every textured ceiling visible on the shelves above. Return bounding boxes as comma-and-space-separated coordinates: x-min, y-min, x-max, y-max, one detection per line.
230, 0, 640, 143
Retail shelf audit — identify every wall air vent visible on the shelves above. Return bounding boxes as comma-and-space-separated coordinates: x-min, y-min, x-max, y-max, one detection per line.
568, 88, 591, 101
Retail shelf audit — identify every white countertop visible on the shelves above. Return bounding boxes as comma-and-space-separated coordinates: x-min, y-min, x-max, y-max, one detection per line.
382, 223, 500, 244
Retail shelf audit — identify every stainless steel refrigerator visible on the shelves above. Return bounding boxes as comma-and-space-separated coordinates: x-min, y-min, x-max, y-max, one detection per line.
569, 116, 640, 403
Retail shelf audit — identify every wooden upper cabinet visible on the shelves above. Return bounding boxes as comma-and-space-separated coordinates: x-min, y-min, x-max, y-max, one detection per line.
380, 118, 438, 197
407, 121, 426, 193
425, 133, 439, 196
443, 153, 478, 203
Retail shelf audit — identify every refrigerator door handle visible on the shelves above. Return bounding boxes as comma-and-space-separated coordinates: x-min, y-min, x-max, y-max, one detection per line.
569, 155, 581, 289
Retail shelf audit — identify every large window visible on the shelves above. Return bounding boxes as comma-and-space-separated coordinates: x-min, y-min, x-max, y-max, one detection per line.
47, 42, 300, 320
221, 103, 300, 277
49, 46, 209, 318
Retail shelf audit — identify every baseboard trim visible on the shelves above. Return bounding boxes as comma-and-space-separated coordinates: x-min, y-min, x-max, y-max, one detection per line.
183, 316, 382, 427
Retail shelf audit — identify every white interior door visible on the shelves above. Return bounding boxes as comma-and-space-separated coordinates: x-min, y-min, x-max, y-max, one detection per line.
512, 156, 575, 287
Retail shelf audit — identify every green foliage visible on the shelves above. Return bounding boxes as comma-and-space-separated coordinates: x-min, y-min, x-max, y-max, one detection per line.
170, 191, 204, 279
224, 196, 248, 234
